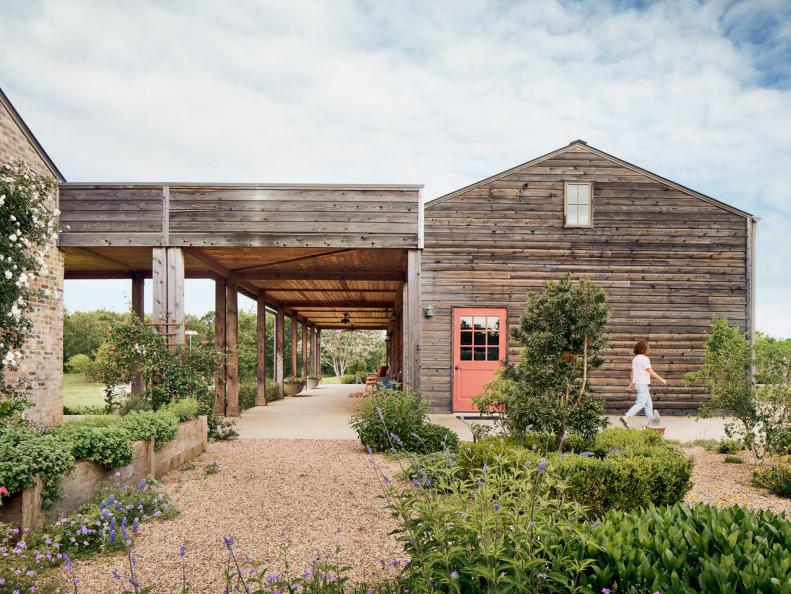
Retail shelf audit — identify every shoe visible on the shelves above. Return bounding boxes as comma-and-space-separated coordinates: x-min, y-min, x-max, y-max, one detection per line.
619, 416, 629, 428
652, 411, 661, 426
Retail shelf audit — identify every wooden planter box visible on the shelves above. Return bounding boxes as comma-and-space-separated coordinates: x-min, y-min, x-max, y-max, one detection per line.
0, 416, 208, 532
645, 426, 666, 437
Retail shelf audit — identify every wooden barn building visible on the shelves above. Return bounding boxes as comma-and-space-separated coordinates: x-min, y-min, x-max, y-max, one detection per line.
420, 141, 755, 414
0, 85, 755, 419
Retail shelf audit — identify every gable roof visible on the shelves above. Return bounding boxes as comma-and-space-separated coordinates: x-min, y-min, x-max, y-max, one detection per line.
0, 86, 65, 182
427, 140, 753, 219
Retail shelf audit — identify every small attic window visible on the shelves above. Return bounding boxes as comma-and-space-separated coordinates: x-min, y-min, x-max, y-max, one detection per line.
564, 182, 592, 227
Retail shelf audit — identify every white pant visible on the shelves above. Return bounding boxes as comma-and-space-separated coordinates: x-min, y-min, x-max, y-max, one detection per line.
626, 384, 654, 418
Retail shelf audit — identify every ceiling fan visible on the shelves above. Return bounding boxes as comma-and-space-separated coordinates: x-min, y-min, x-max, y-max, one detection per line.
340, 312, 351, 324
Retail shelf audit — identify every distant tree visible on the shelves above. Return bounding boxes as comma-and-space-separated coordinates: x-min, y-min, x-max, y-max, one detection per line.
321, 330, 386, 379
63, 309, 125, 363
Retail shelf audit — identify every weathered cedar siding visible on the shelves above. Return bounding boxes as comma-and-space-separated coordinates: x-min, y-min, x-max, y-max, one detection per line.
421, 145, 749, 414
58, 185, 420, 249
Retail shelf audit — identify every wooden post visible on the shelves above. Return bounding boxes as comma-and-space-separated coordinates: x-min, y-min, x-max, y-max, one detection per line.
151, 248, 167, 329
309, 326, 316, 376
301, 321, 308, 378
225, 276, 239, 417
256, 294, 267, 406
214, 279, 227, 415
166, 247, 185, 347
403, 250, 421, 390
315, 329, 322, 378
276, 307, 285, 398
131, 273, 145, 396
290, 314, 298, 377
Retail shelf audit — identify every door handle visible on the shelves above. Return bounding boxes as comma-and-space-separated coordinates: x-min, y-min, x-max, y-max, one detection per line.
454, 366, 459, 370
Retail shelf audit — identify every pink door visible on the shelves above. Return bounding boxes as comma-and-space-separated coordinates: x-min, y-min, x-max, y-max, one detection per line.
452, 308, 507, 413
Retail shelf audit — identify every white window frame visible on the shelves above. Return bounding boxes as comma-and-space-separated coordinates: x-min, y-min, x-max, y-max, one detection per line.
564, 181, 593, 228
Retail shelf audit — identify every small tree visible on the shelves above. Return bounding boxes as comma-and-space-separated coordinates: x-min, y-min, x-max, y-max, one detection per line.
477, 275, 610, 449
321, 330, 385, 379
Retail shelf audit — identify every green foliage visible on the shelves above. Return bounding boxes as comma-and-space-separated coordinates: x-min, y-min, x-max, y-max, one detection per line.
687, 318, 791, 458
164, 397, 201, 422
46, 478, 177, 557
0, 424, 75, 505
63, 309, 125, 364
208, 415, 239, 441
717, 438, 743, 454
753, 456, 791, 498
340, 374, 357, 384
350, 388, 458, 453
477, 275, 610, 448
569, 503, 791, 593
322, 329, 386, 379
416, 429, 692, 518
239, 378, 281, 410
0, 523, 61, 593
724, 455, 744, 464
54, 419, 135, 469
387, 448, 592, 592
0, 162, 57, 412
121, 410, 179, 449
65, 352, 92, 376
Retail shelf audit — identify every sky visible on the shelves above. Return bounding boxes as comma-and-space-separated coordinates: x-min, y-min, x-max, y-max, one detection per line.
1, 0, 790, 335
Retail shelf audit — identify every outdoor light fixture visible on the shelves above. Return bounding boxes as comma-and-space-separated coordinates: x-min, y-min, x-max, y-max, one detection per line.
423, 304, 434, 318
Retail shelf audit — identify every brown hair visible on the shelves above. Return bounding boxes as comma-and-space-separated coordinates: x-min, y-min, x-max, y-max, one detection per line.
634, 341, 649, 355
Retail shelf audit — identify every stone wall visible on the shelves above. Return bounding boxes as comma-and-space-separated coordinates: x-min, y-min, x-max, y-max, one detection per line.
0, 97, 64, 425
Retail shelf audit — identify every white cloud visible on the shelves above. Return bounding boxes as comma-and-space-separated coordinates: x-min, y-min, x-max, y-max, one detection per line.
3, 0, 790, 335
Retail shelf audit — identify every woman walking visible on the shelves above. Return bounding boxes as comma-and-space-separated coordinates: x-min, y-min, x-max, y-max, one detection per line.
620, 340, 666, 428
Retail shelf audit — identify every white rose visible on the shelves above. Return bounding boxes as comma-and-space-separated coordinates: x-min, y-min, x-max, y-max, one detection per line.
4, 270, 11, 280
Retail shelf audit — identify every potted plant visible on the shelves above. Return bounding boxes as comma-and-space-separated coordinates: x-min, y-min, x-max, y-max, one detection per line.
645, 411, 665, 436
284, 376, 303, 397
306, 375, 320, 389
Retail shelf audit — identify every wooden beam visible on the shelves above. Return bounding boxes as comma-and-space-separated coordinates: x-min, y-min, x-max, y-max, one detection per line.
309, 326, 316, 376
166, 247, 185, 347
77, 247, 135, 272
214, 279, 227, 416
316, 329, 322, 378
225, 276, 239, 416
301, 321, 308, 378
403, 249, 421, 390
184, 246, 262, 302
237, 270, 405, 281
151, 248, 167, 329
276, 307, 285, 397
287, 300, 394, 308
256, 293, 268, 406
131, 273, 145, 396
234, 248, 355, 273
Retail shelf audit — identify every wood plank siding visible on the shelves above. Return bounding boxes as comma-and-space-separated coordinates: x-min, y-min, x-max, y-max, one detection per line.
58, 184, 422, 249
420, 143, 753, 414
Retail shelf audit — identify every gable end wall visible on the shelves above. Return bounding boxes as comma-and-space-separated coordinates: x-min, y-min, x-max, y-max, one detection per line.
420, 146, 749, 414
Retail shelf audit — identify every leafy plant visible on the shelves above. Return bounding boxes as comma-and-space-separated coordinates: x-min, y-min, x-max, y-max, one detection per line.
571, 503, 791, 593
54, 420, 135, 469
717, 438, 743, 454
120, 410, 179, 449
476, 275, 610, 449
753, 455, 791, 498
0, 424, 75, 505
165, 397, 201, 422
724, 455, 744, 464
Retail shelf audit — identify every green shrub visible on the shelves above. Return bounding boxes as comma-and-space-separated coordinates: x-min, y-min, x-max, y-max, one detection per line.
165, 397, 201, 422
724, 455, 744, 464
340, 374, 356, 384
753, 455, 791, 498
419, 429, 692, 517
571, 503, 791, 593
410, 422, 460, 454
120, 410, 179, 449
65, 353, 92, 376
55, 420, 134, 469
350, 388, 430, 452
0, 425, 76, 505
266, 377, 280, 401
208, 415, 238, 441
717, 438, 743, 454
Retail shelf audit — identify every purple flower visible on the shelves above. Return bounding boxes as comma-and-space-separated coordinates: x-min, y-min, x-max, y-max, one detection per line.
493, 503, 501, 511
537, 458, 548, 473
376, 407, 384, 422
112, 569, 121, 580
132, 518, 140, 534
223, 535, 234, 550
580, 451, 594, 457
179, 545, 186, 558
450, 571, 459, 579
602, 589, 611, 594
138, 479, 147, 491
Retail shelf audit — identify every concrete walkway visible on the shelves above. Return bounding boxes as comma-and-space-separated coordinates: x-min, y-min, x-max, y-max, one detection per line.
236, 383, 730, 442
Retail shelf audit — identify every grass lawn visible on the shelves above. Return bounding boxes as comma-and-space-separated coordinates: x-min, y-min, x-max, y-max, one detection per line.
321, 375, 340, 384
63, 373, 106, 411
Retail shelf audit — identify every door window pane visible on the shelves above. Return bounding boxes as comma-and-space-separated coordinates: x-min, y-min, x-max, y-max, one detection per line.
460, 347, 472, 361
460, 316, 473, 330
460, 332, 472, 345
473, 316, 486, 330
487, 317, 499, 331
488, 331, 499, 345
487, 347, 500, 361
474, 347, 486, 360
474, 331, 487, 345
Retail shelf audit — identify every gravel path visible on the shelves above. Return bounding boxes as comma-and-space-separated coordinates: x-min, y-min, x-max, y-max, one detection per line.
684, 447, 791, 516
72, 439, 403, 592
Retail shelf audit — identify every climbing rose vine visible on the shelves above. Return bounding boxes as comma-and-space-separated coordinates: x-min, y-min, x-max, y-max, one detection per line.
0, 161, 57, 401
